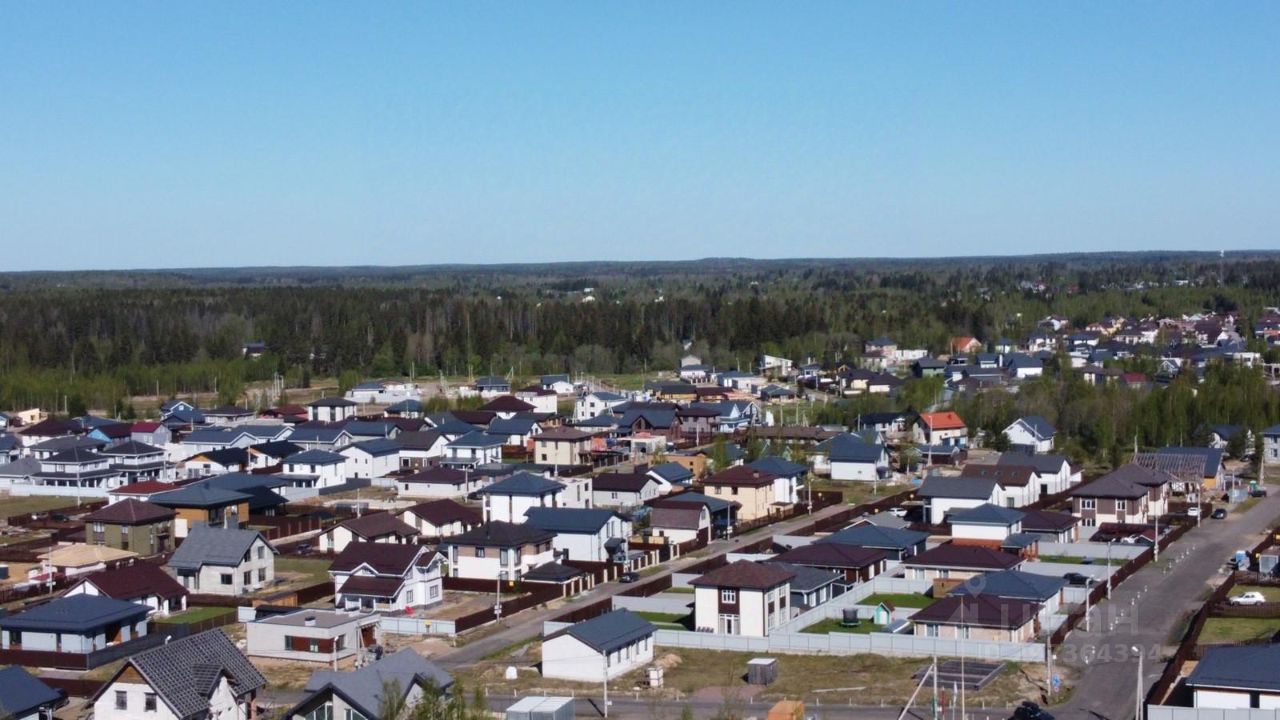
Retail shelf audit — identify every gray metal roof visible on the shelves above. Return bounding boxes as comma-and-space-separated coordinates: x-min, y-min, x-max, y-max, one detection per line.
817, 523, 928, 551
523, 507, 621, 534
1186, 644, 1280, 693
122, 630, 267, 719
168, 524, 273, 570
302, 648, 453, 718
948, 503, 1025, 526
917, 476, 998, 500
950, 569, 1066, 602
286, 449, 347, 465
0, 666, 63, 717
827, 433, 886, 463
480, 472, 562, 496
447, 430, 505, 448
0, 594, 148, 633
551, 609, 655, 654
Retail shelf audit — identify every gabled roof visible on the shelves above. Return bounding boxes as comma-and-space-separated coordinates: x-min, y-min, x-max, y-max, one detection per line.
1146, 446, 1223, 479
287, 427, 351, 444
401, 466, 469, 485
345, 438, 401, 457
767, 562, 841, 593
592, 472, 656, 492
99, 439, 164, 457
488, 417, 540, 436
648, 462, 695, 483
1019, 509, 1079, 533
44, 447, 110, 464
446, 521, 555, 548
650, 491, 737, 514
1010, 415, 1055, 441
480, 395, 537, 413
827, 433, 886, 463
916, 476, 998, 500
286, 449, 346, 465
343, 420, 399, 438
903, 544, 1022, 571
524, 561, 589, 583
959, 464, 1035, 488
447, 430, 505, 449
748, 455, 807, 478
309, 397, 357, 408
169, 525, 273, 570
536, 426, 594, 442
334, 512, 418, 541
480, 472, 562, 496
73, 562, 188, 602
772, 543, 887, 569
83, 498, 175, 525
548, 609, 655, 654
396, 429, 445, 451
249, 440, 303, 460
911, 594, 1038, 629
1069, 469, 1151, 500
0, 666, 63, 717
919, 412, 966, 431
950, 570, 1066, 602
524, 507, 622, 534
114, 630, 266, 719
1186, 644, 1280, 693
996, 452, 1070, 475
188, 447, 249, 467
0, 594, 149, 633
705, 465, 776, 488
817, 523, 929, 551
948, 503, 1025, 526
691, 560, 794, 590
150, 484, 251, 508
299, 649, 452, 719
330, 542, 427, 576
403, 499, 482, 527
650, 505, 705, 530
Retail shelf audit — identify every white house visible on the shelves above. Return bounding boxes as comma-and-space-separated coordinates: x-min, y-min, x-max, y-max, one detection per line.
523, 507, 631, 563
167, 524, 276, 597
1185, 645, 1280, 710
443, 522, 556, 581
441, 431, 504, 470
64, 562, 188, 617
542, 610, 656, 682
279, 449, 347, 490
1003, 416, 1056, 454
574, 391, 628, 422
691, 560, 793, 637
307, 398, 357, 423
917, 476, 1000, 524
948, 504, 1025, 544
317, 512, 419, 554
339, 438, 400, 479
344, 379, 421, 405
329, 543, 445, 612
591, 472, 662, 508
478, 472, 566, 523
396, 466, 487, 499
397, 499, 482, 538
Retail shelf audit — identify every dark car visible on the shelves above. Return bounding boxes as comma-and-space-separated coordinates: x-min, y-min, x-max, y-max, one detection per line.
1251, 488, 1269, 498
295, 542, 313, 555
1013, 700, 1055, 720
1211, 507, 1228, 519
1063, 572, 1097, 587
618, 572, 640, 583
50, 512, 70, 522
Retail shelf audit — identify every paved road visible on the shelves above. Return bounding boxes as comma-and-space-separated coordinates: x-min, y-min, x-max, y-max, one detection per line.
1053, 492, 1280, 720
435, 502, 851, 669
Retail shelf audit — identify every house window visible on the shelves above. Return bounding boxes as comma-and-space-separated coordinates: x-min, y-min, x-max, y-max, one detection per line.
406, 590, 415, 605
430, 585, 440, 599
500, 549, 510, 565
257, 546, 265, 559
115, 691, 128, 710
924, 624, 938, 638
145, 693, 157, 711
1115, 500, 1127, 512
345, 709, 367, 720
258, 568, 266, 582
476, 548, 486, 559
244, 570, 252, 586
309, 639, 320, 653
1080, 499, 1096, 510
720, 589, 737, 603
304, 704, 334, 720
1082, 517, 1097, 527
220, 573, 233, 585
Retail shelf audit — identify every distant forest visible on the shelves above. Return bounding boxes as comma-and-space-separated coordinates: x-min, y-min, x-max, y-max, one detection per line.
2, 251, 1280, 414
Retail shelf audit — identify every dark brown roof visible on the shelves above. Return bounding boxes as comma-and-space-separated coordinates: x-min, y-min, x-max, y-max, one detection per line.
537, 426, 594, 442
705, 465, 776, 488
691, 560, 794, 590
592, 472, 655, 492
479, 396, 537, 413
1019, 509, 1079, 532
399, 466, 467, 485
338, 575, 405, 597
403, 500, 482, 527
650, 506, 704, 530
336, 512, 418, 540
451, 410, 497, 426
83, 499, 176, 525
960, 464, 1035, 487
910, 594, 1039, 629
74, 562, 187, 601
771, 543, 887, 570
330, 542, 425, 576
447, 521, 555, 549
396, 430, 444, 451
902, 544, 1023, 571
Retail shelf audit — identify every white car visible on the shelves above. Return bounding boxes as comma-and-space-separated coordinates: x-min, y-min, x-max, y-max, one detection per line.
1187, 506, 1201, 517
1229, 591, 1267, 606
887, 507, 908, 518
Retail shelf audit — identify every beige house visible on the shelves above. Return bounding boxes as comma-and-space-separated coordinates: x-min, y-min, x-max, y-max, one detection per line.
533, 427, 594, 466
701, 466, 780, 521
167, 524, 276, 596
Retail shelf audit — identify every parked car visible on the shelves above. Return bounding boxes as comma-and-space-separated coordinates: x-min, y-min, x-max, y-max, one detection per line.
1187, 506, 1201, 518
887, 507, 908, 518
1211, 508, 1228, 519
50, 512, 70, 522
1013, 700, 1055, 720
1062, 572, 1098, 587
1229, 591, 1267, 606
618, 572, 640, 583
295, 542, 313, 555
1251, 488, 1269, 498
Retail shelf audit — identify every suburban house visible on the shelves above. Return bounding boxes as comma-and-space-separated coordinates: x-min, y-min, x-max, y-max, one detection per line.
0, 666, 64, 720
288, 649, 452, 720
1003, 416, 1056, 454
91, 630, 266, 720
182, 447, 251, 477
99, 440, 168, 483
1020, 509, 1080, 543
948, 504, 1025, 546
443, 521, 556, 581
821, 433, 890, 482
997, 453, 1080, 497
317, 512, 419, 553
524, 507, 631, 563
1069, 464, 1171, 527
702, 465, 797, 521
647, 462, 695, 491
574, 391, 628, 422
344, 379, 421, 405
398, 499, 483, 538
329, 543, 445, 612
340, 438, 401, 480
441, 431, 504, 470
647, 492, 736, 543
532, 426, 594, 466
769, 562, 841, 610
911, 594, 1039, 642
82, 499, 177, 554
396, 465, 485, 499
770, 542, 887, 587
279, 449, 348, 490
479, 472, 566, 523
64, 562, 189, 617
1145, 446, 1225, 491
542, 609, 656, 682
917, 476, 999, 524
167, 524, 276, 596
591, 471, 662, 508
246, 609, 379, 666
149, 484, 251, 538
692, 560, 793, 637
959, 463, 1040, 507
902, 543, 1024, 582
950, 569, 1067, 620
816, 522, 929, 560
394, 429, 449, 469
0, 594, 150, 662
287, 427, 353, 452
307, 397, 358, 423
914, 412, 969, 447
1184, 644, 1280, 710
247, 439, 303, 469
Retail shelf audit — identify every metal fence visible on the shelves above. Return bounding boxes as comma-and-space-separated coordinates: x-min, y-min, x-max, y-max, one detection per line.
378, 615, 458, 637
1148, 707, 1280, 720
653, 627, 1045, 662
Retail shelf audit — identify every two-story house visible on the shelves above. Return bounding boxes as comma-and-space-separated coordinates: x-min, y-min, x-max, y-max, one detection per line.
317, 512, 419, 554
329, 542, 445, 611
478, 472, 565, 523
167, 524, 276, 596
691, 560, 793, 637
523, 507, 631, 563
82, 499, 177, 555
443, 522, 556, 581
533, 427, 594, 467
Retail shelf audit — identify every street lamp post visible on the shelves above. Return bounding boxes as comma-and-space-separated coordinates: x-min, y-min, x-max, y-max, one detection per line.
1132, 645, 1144, 720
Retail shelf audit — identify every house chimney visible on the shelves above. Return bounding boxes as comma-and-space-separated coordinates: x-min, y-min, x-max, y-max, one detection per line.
304, 615, 316, 627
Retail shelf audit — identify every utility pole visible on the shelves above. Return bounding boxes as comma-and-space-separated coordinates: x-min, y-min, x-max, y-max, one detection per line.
1132, 645, 1144, 720
602, 652, 610, 717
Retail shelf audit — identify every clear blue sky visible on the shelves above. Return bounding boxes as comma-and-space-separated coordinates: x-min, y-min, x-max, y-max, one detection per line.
2, 3, 1278, 270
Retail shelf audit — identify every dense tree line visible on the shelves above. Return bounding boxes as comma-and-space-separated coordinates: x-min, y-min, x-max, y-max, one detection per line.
1, 254, 1279, 413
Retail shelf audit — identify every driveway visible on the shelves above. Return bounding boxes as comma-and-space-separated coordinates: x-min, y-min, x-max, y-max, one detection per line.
435, 502, 851, 669
1053, 492, 1280, 720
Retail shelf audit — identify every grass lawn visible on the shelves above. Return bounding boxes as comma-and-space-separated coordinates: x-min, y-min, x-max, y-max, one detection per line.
807, 480, 908, 507
1235, 497, 1263, 514
634, 611, 692, 629
157, 606, 236, 625
1234, 585, 1280, 602
664, 586, 695, 594
1200, 617, 1280, 644
1037, 555, 1095, 565
859, 592, 936, 609
276, 556, 334, 582
800, 618, 884, 634
0, 496, 85, 518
